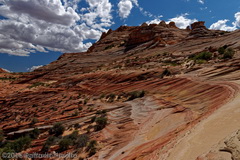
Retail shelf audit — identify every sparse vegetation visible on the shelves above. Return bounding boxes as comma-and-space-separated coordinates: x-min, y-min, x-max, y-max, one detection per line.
29, 128, 40, 139
49, 122, 65, 136
28, 82, 47, 88
160, 69, 171, 78
127, 90, 145, 101
87, 140, 97, 157
94, 117, 108, 131
223, 48, 235, 59
0, 77, 16, 81
41, 136, 57, 152
0, 136, 32, 153
106, 93, 116, 102
58, 138, 73, 152
75, 134, 89, 148
191, 52, 212, 61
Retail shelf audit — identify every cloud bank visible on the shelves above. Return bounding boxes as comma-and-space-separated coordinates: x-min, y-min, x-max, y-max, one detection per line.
0, 0, 113, 56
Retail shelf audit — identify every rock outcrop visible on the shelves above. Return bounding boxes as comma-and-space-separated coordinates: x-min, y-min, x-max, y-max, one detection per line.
0, 21, 240, 160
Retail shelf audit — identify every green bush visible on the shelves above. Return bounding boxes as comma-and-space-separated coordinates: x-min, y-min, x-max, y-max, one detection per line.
49, 123, 65, 136
68, 130, 78, 141
87, 140, 97, 156
127, 90, 145, 101
76, 134, 89, 148
28, 82, 46, 88
192, 52, 212, 61
223, 48, 235, 59
4, 136, 32, 153
41, 136, 56, 152
94, 117, 108, 131
218, 47, 226, 54
58, 138, 73, 152
29, 128, 40, 139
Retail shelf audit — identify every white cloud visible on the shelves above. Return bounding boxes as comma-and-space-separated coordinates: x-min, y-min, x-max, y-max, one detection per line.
209, 19, 237, 31
233, 12, 240, 28
146, 19, 162, 24
197, 0, 204, 4
118, 0, 133, 19
209, 12, 240, 31
168, 14, 197, 29
28, 65, 43, 72
0, 0, 113, 56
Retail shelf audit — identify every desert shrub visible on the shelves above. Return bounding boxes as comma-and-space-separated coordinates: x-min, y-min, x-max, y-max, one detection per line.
223, 48, 235, 59
100, 94, 105, 99
0, 147, 15, 160
94, 117, 108, 131
58, 138, 73, 152
87, 140, 97, 156
218, 46, 226, 54
74, 123, 81, 129
160, 69, 171, 78
4, 136, 32, 153
75, 134, 89, 148
41, 136, 56, 152
106, 93, 116, 102
127, 90, 145, 101
49, 123, 65, 136
29, 128, 40, 139
91, 116, 96, 123
68, 130, 78, 141
192, 52, 212, 60
28, 82, 46, 88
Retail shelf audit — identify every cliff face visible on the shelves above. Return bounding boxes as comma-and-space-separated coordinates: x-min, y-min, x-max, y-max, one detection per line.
0, 21, 240, 160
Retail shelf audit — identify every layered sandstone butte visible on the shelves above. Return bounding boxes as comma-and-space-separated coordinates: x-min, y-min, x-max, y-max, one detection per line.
0, 21, 240, 160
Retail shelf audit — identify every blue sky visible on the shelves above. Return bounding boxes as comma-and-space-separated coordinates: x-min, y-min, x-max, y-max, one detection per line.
0, 0, 239, 72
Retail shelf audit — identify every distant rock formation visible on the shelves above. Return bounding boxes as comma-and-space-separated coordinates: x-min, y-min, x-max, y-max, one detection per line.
0, 68, 8, 73
189, 21, 217, 38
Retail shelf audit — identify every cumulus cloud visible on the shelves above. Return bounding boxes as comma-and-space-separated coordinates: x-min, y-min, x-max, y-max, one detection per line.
0, 0, 113, 56
209, 19, 237, 31
168, 14, 197, 29
118, 0, 133, 19
210, 12, 240, 31
233, 12, 240, 28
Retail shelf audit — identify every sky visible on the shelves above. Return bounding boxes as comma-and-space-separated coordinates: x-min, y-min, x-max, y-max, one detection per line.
0, 0, 239, 72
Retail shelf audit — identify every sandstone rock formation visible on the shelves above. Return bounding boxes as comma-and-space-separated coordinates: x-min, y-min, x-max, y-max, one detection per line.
0, 21, 240, 160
